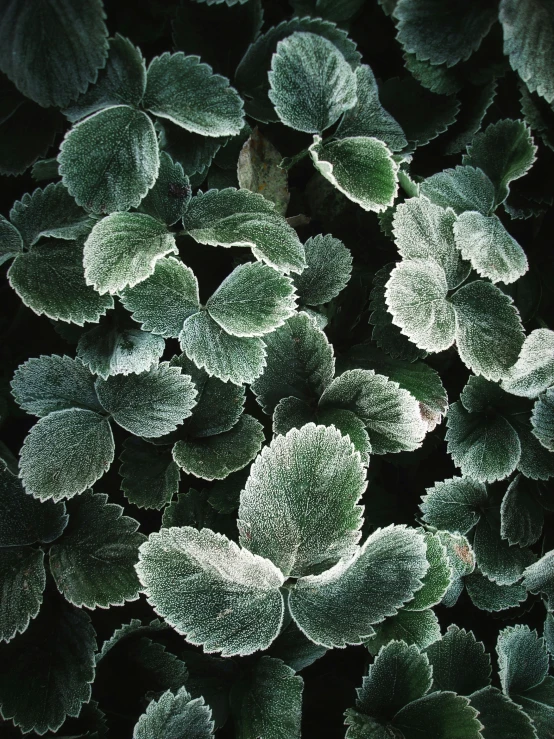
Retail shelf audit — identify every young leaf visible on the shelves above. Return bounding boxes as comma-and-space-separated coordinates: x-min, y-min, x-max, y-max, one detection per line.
19, 409, 115, 501
501, 474, 544, 547
469, 687, 538, 739
466, 572, 528, 612
182, 188, 305, 274
120, 437, 180, 510
317, 408, 371, 462
237, 127, 289, 216
11, 355, 102, 417
95, 363, 197, 438
425, 626, 491, 696
133, 687, 214, 739
404, 532, 452, 611
292, 234, 352, 306
139, 152, 191, 226
420, 165, 495, 216
0, 0, 108, 108
173, 414, 264, 480
207, 262, 296, 337
364, 609, 441, 654
238, 424, 365, 577
179, 311, 266, 385
49, 490, 145, 609
0, 215, 23, 266
288, 525, 428, 648
136, 527, 285, 656
144, 52, 244, 137
0, 547, 45, 642
58, 106, 159, 214
8, 240, 114, 326
268, 32, 356, 134
473, 511, 535, 585
420, 476, 487, 535
502, 329, 554, 399
309, 135, 399, 213
84, 212, 177, 295
392, 692, 482, 739
532, 388, 554, 451
523, 551, 554, 609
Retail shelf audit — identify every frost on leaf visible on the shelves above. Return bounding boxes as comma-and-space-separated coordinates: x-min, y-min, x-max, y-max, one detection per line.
502, 329, 554, 398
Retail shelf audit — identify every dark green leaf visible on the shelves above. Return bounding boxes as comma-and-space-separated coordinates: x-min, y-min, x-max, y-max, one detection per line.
0, 547, 45, 642
120, 437, 179, 510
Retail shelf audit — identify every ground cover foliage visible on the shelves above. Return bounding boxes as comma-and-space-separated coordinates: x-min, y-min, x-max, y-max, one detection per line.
0, 0, 553, 736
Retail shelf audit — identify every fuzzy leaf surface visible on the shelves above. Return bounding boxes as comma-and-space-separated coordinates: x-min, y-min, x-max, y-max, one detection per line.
139, 151, 191, 226
420, 475, 487, 535
292, 234, 352, 306
120, 437, 179, 510
426, 625, 491, 696
0, 547, 45, 642
502, 329, 554, 398
133, 687, 214, 739
532, 388, 554, 450
420, 166, 495, 216
77, 323, 165, 380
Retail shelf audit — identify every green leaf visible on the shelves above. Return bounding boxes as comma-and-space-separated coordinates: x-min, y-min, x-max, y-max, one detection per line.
403, 52, 462, 95
474, 511, 535, 585
251, 313, 335, 414
0, 0, 108, 107
231, 656, 303, 739
469, 686, 538, 739
238, 424, 365, 577
173, 414, 264, 481
161, 489, 218, 531
179, 311, 266, 385
136, 526, 285, 656
512, 678, 554, 739
344, 709, 393, 738
49, 490, 145, 609
425, 626, 491, 696
520, 422, 554, 480
309, 135, 399, 213
11, 354, 102, 417
404, 532, 451, 611
31, 157, 60, 182
64, 34, 146, 123
0, 463, 68, 546
272, 397, 317, 436
19, 409, 115, 501
144, 52, 244, 137
336, 64, 407, 151
420, 165, 495, 216
0, 547, 45, 642
139, 151, 191, 226
9, 182, 95, 247
364, 609, 441, 654
532, 388, 554, 451
317, 408, 372, 462
120, 437, 180, 510
8, 240, 114, 326
498, 625, 549, 694
0, 593, 96, 735
292, 234, 352, 306
393, 691, 483, 739
0, 215, 23, 266
95, 363, 197, 438
392, 196, 470, 290
268, 621, 327, 672
501, 475, 544, 547
385, 259, 456, 353
182, 188, 306, 274
500, 0, 554, 103
394, 0, 497, 67
288, 525, 428, 648
133, 687, 214, 739
523, 551, 554, 610
450, 280, 525, 381
120, 257, 200, 339
437, 530, 476, 581
465, 571, 528, 612
207, 262, 296, 338
84, 212, 177, 295
77, 322, 165, 380
463, 119, 537, 207
157, 120, 225, 178
95, 618, 168, 663
320, 368, 427, 454
268, 32, 356, 134
420, 476, 487, 535
502, 329, 554, 399
59, 105, 159, 215
546, 613, 554, 655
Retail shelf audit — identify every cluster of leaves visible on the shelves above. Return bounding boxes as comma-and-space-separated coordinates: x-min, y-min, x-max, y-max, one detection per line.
1, 0, 554, 737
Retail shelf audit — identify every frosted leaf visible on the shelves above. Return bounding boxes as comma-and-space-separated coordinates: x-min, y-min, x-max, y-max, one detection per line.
502, 329, 554, 398
420, 166, 495, 216
420, 476, 487, 535
133, 687, 214, 739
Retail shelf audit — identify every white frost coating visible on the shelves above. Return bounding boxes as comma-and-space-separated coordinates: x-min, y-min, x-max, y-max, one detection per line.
502, 329, 554, 398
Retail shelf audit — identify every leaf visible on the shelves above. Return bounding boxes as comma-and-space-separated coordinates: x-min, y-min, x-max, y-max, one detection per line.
133, 687, 214, 739
474, 511, 535, 585
532, 388, 554, 451
288, 525, 428, 648
8, 240, 114, 326
272, 397, 316, 436
404, 532, 451, 611
501, 475, 544, 547
95, 618, 168, 663
320, 368, 427, 454
49, 490, 145, 609
136, 527, 285, 657
11, 355, 102, 417
394, 0, 497, 67
95, 363, 197, 438
463, 119, 537, 207
173, 415, 264, 481
309, 135, 399, 213
317, 408, 371, 462
392, 196, 470, 290
64, 35, 146, 123
207, 262, 296, 338
438, 530, 476, 582
120, 437, 180, 510
392, 692, 483, 739
9, 182, 95, 247
179, 311, 266, 385
498, 625, 549, 695
502, 329, 554, 399
120, 257, 200, 339
465, 572, 528, 612
237, 128, 290, 216
231, 657, 303, 739
523, 551, 554, 610
161, 489, 218, 532
268, 621, 327, 671
336, 64, 407, 151
364, 609, 441, 654
238, 424, 365, 577
420, 476, 487, 535
0, 547, 45, 642
19, 409, 115, 501
469, 687, 538, 739
182, 188, 306, 274
420, 165, 495, 216
77, 322, 165, 380
0, 215, 23, 266
268, 32, 356, 134
0, 593, 96, 735
450, 280, 525, 380
425, 626, 491, 696
385, 259, 456, 353
500, 0, 554, 104
157, 120, 225, 178
0, 464, 68, 546
84, 212, 177, 295
292, 234, 352, 306
139, 152, 191, 226
0, 0, 108, 107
